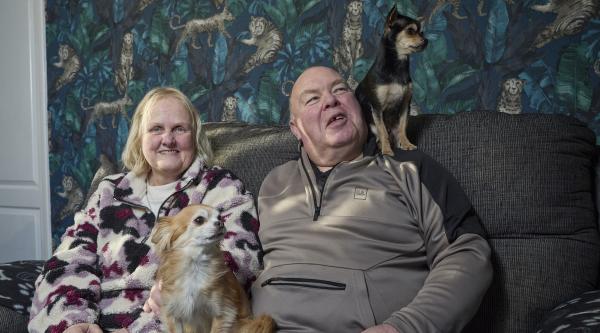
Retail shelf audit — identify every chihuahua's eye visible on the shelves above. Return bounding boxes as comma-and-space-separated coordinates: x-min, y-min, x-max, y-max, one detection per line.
194, 216, 205, 225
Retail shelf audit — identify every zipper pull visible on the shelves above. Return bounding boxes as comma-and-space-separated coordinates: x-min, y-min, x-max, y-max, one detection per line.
313, 206, 321, 221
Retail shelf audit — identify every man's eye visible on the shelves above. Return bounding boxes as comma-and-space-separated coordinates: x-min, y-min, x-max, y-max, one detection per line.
334, 86, 349, 94
305, 96, 318, 105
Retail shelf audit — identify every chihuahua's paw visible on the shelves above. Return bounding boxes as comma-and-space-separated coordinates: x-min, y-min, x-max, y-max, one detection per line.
382, 149, 395, 156
399, 142, 417, 151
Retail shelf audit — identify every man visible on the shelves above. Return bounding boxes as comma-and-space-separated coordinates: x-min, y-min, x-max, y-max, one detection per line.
251, 66, 493, 332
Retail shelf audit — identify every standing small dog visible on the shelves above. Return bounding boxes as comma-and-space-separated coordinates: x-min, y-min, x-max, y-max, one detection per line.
152, 204, 275, 333
355, 6, 428, 154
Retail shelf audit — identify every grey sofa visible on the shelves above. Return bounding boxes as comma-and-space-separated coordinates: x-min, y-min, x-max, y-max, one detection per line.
1, 111, 599, 332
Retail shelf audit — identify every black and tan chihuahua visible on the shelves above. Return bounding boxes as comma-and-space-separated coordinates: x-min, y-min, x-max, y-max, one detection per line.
355, 6, 427, 154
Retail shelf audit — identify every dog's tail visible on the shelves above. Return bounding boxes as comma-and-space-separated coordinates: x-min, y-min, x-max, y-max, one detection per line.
237, 314, 276, 333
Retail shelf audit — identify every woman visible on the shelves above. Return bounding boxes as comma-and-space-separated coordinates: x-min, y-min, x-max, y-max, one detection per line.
28, 87, 262, 333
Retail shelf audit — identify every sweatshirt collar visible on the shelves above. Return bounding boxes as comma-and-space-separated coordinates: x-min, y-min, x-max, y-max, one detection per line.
113, 157, 206, 204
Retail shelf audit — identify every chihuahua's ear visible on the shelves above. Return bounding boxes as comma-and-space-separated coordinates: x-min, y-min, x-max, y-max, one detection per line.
386, 5, 399, 29
151, 217, 174, 253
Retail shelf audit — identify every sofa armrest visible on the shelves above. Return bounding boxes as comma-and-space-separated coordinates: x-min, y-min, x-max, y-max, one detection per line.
0, 260, 43, 315
536, 290, 600, 332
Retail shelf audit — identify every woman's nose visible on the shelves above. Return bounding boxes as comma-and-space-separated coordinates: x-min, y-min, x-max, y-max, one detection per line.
161, 131, 176, 144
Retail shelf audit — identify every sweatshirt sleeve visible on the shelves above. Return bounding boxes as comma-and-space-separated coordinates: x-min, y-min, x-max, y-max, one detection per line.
28, 192, 103, 333
383, 152, 493, 333
202, 168, 263, 290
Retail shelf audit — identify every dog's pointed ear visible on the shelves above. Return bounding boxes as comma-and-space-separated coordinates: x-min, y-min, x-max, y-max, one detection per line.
386, 5, 399, 27
151, 216, 174, 253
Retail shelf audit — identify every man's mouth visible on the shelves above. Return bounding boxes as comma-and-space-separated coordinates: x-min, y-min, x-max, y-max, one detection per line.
327, 113, 346, 126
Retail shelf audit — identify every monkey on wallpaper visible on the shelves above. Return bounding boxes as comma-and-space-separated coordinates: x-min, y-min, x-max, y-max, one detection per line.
332, 0, 364, 87
531, 0, 599, 48
497, 78, 525, 115
221, 96, 238, 121
81, 94, 132, 130
240, 16, 283, 74
114, 32, 134, 95
83, 154, 116, 204
171, 6, 234, 51
135, 0, 154, 13
429, 0, 467, 21
57, 175, 84, 220
53, 44, 81, 92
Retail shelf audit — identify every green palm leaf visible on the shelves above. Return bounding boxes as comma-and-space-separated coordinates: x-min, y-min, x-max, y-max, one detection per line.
556, 44, 593, 112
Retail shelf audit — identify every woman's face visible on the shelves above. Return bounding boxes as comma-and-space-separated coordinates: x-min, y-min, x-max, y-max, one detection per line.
141, 97, 195, 185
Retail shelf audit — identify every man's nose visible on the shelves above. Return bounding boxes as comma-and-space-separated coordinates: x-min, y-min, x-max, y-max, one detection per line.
322, 91, 340, 109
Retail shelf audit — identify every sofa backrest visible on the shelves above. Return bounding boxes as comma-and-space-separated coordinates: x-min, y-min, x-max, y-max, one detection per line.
204, 111, 600, 333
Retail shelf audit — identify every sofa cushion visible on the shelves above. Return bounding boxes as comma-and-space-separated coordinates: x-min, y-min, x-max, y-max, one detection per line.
408, 111, 600, 333
0, 305, 28, 333
205, 122, 298, 198
536, 290, 600, 332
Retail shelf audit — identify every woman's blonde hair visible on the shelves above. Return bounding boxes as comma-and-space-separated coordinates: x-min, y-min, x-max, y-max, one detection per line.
121, 87, 213, 175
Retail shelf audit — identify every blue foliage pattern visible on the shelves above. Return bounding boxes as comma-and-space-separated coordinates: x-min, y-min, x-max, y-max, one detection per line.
46, 0, 600, 246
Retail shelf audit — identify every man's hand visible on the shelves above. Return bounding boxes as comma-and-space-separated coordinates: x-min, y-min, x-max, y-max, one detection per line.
362, 324, 400, 333
64, 323, 103, 333
143, 280, 162, 315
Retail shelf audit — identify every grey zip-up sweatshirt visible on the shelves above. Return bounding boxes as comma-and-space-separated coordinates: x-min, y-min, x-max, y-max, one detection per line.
252, 146, 492, 332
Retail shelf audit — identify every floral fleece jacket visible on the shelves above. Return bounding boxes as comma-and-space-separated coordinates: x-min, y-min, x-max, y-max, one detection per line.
28, 157, 262, 333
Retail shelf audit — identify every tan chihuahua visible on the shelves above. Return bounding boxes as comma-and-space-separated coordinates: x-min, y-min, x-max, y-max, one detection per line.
152, 204, 275, 333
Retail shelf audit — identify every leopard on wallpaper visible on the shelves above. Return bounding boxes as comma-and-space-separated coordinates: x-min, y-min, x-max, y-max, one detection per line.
45, 0, 600, 246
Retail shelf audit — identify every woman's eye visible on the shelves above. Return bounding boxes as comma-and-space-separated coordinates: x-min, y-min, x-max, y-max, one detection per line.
149, 126, 162, 133
174, 126, 189, 134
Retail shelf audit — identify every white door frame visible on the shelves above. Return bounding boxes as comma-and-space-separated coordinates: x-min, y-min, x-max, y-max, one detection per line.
0, 0, 52, 262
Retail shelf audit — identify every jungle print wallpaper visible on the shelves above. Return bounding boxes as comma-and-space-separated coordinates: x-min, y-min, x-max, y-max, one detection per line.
46, 0, 600, 247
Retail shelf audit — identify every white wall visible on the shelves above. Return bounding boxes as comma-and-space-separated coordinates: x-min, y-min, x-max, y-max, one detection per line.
0, 0, 52, 261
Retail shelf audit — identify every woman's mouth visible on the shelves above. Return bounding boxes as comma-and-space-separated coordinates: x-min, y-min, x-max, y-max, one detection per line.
158, 149, 179, 154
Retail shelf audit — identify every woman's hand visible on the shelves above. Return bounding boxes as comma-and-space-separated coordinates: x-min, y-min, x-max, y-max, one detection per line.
143, 280, 162, 315
64, 323, 103, 333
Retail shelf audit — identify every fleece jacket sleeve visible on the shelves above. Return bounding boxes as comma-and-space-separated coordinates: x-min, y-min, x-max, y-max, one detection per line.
382, 152, 493, 333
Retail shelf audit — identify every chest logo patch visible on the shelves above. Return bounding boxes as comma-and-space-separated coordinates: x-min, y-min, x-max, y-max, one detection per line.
354, 187, 368, 200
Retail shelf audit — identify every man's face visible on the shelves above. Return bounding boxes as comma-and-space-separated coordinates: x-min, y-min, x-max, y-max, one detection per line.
289, 67, 367, 167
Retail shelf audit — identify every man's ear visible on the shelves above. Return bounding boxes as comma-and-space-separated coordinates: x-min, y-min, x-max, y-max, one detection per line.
289, 120, 302, 142
151, 217, 173, 253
